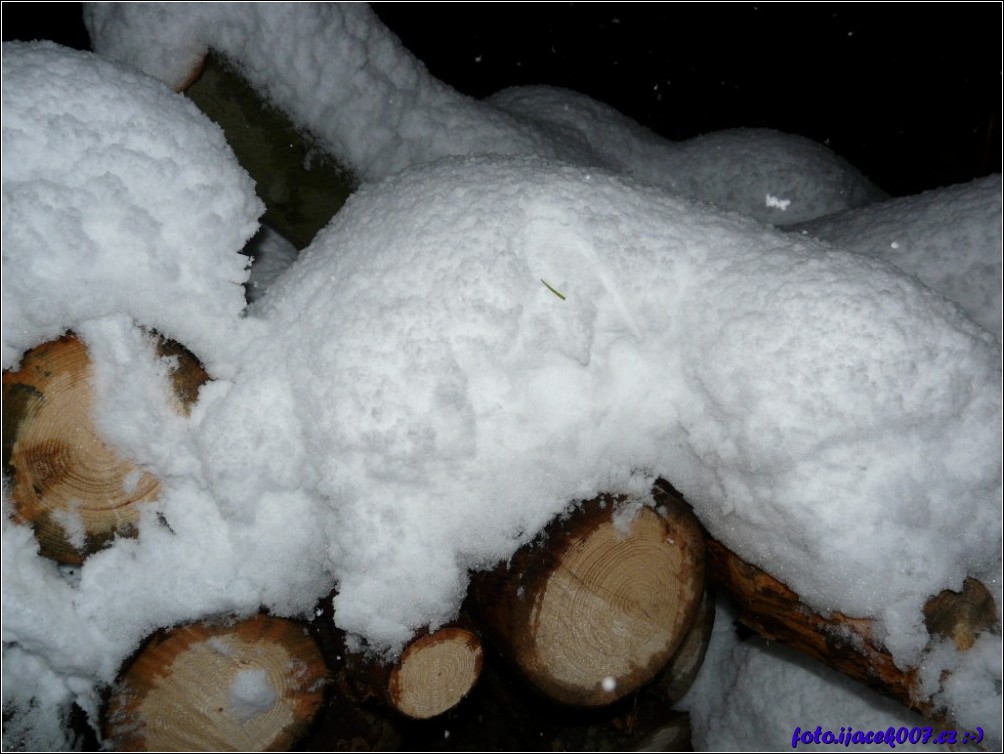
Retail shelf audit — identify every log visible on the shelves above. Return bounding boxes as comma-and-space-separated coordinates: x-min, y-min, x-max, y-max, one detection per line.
705, 538, 998, 718
183, 53, 354, 251
311, 593, 483, 720
387, 626, 483, 719
2, 333, 208, 563
3, 334, 158, 563
655, 587, 716, 704
466, 481, 705, 707
104, 614, 328, 751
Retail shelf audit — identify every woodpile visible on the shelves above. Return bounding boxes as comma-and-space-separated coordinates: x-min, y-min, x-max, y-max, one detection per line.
4, 336, 994, 748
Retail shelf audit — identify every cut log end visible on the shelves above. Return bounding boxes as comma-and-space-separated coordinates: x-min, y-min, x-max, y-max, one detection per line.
3, 333, 209, 563
105, 614, 327, 752
469, 483, 706, 707
528, 505, 702, 706
3, 335, 158, 563
923, 577, 998, 651
388, 627, 483, 719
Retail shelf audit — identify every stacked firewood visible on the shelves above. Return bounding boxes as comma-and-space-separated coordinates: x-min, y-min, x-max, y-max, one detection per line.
4, 335, 996, 751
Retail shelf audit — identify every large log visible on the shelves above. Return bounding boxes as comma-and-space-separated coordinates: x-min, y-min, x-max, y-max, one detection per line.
104, 614, 328, 751
705, 538, 998, 718
2, 333, 208, 563
466, 481, 705, 707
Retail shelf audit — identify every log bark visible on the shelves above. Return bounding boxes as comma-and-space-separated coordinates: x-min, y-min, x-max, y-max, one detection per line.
705, 538, 998, 718
466, 480, 705, 707
2, 333, 207, 563
182, 53, 354, 251
104, 614, 328, 751
655, 587, 716, 704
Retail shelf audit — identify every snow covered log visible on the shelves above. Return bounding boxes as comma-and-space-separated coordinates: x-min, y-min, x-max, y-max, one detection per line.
466, 481, 705, 707
103, 614, 327, 751
182, 53, 354, 251
85, 3, 883, 224
705, 539, 998, 719
2, 333, 207, 564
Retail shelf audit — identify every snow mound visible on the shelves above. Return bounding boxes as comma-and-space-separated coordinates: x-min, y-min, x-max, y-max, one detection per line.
1, 42, 262, 372
790, 175, 1003, 337
85, 3, 882, 224
226, 157, 999, 664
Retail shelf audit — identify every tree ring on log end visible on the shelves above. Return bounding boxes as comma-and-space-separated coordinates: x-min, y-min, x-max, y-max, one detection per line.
526, 503, 704, 706
3, 333, 209, 563
104, 614, 327, 751
388, 627, 483, 719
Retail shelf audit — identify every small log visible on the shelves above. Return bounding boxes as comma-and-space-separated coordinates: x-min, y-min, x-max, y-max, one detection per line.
311, 592, 483, 720
2, 333, 208, 563
467, 481, 705, 707
705, 538, 998, 718
104, 614, 328, 751
387, 626, 483, 719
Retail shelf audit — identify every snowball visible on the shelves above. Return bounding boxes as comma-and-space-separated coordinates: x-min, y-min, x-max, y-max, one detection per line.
228, 667, 278, 723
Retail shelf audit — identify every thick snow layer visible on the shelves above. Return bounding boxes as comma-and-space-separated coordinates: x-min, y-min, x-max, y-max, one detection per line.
242, 158, 1001, 659
790, 175, 1003, 337
1, 42, 262, 374
84, 2, 883, 224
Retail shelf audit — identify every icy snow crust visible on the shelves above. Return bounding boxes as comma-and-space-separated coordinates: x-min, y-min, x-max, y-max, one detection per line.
84, 3, 883, 225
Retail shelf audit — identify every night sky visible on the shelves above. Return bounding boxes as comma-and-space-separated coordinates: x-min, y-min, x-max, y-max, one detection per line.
3, 2, 1001, 196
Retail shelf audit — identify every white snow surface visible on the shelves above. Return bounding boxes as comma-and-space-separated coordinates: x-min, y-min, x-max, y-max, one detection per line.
3, 9, 1002, 750
84, 2, 883, 224
1, 42, 262, 374
790, 175, 1003, 337
228, 666, 278, 722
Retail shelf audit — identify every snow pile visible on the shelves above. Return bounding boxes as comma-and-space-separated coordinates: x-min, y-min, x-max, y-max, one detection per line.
2, 8, 1001, 751
790, 175, 1003, 337
0, 42, 262, 373
84, 2, 883, 224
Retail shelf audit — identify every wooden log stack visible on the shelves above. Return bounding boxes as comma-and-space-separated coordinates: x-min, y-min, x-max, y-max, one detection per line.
5, 333, 997, 749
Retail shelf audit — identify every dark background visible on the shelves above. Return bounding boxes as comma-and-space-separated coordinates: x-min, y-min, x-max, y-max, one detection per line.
4, 2, 1000, 196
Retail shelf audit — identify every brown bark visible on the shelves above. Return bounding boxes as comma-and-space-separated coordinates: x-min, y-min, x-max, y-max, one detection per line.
466, 480, 705, 707
705, 538, 998, 718
104, 614, 328, 751
3, 333, 207, 563
655, 587, 716, 704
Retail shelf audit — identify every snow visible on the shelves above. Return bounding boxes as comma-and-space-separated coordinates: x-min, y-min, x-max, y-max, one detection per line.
2, 6, 1001, 751
680, 598, 977, 751
790, 175, 1003, 337
84, 3, 883, 225
0, 42, 262, 375
228, 667, 278, 723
